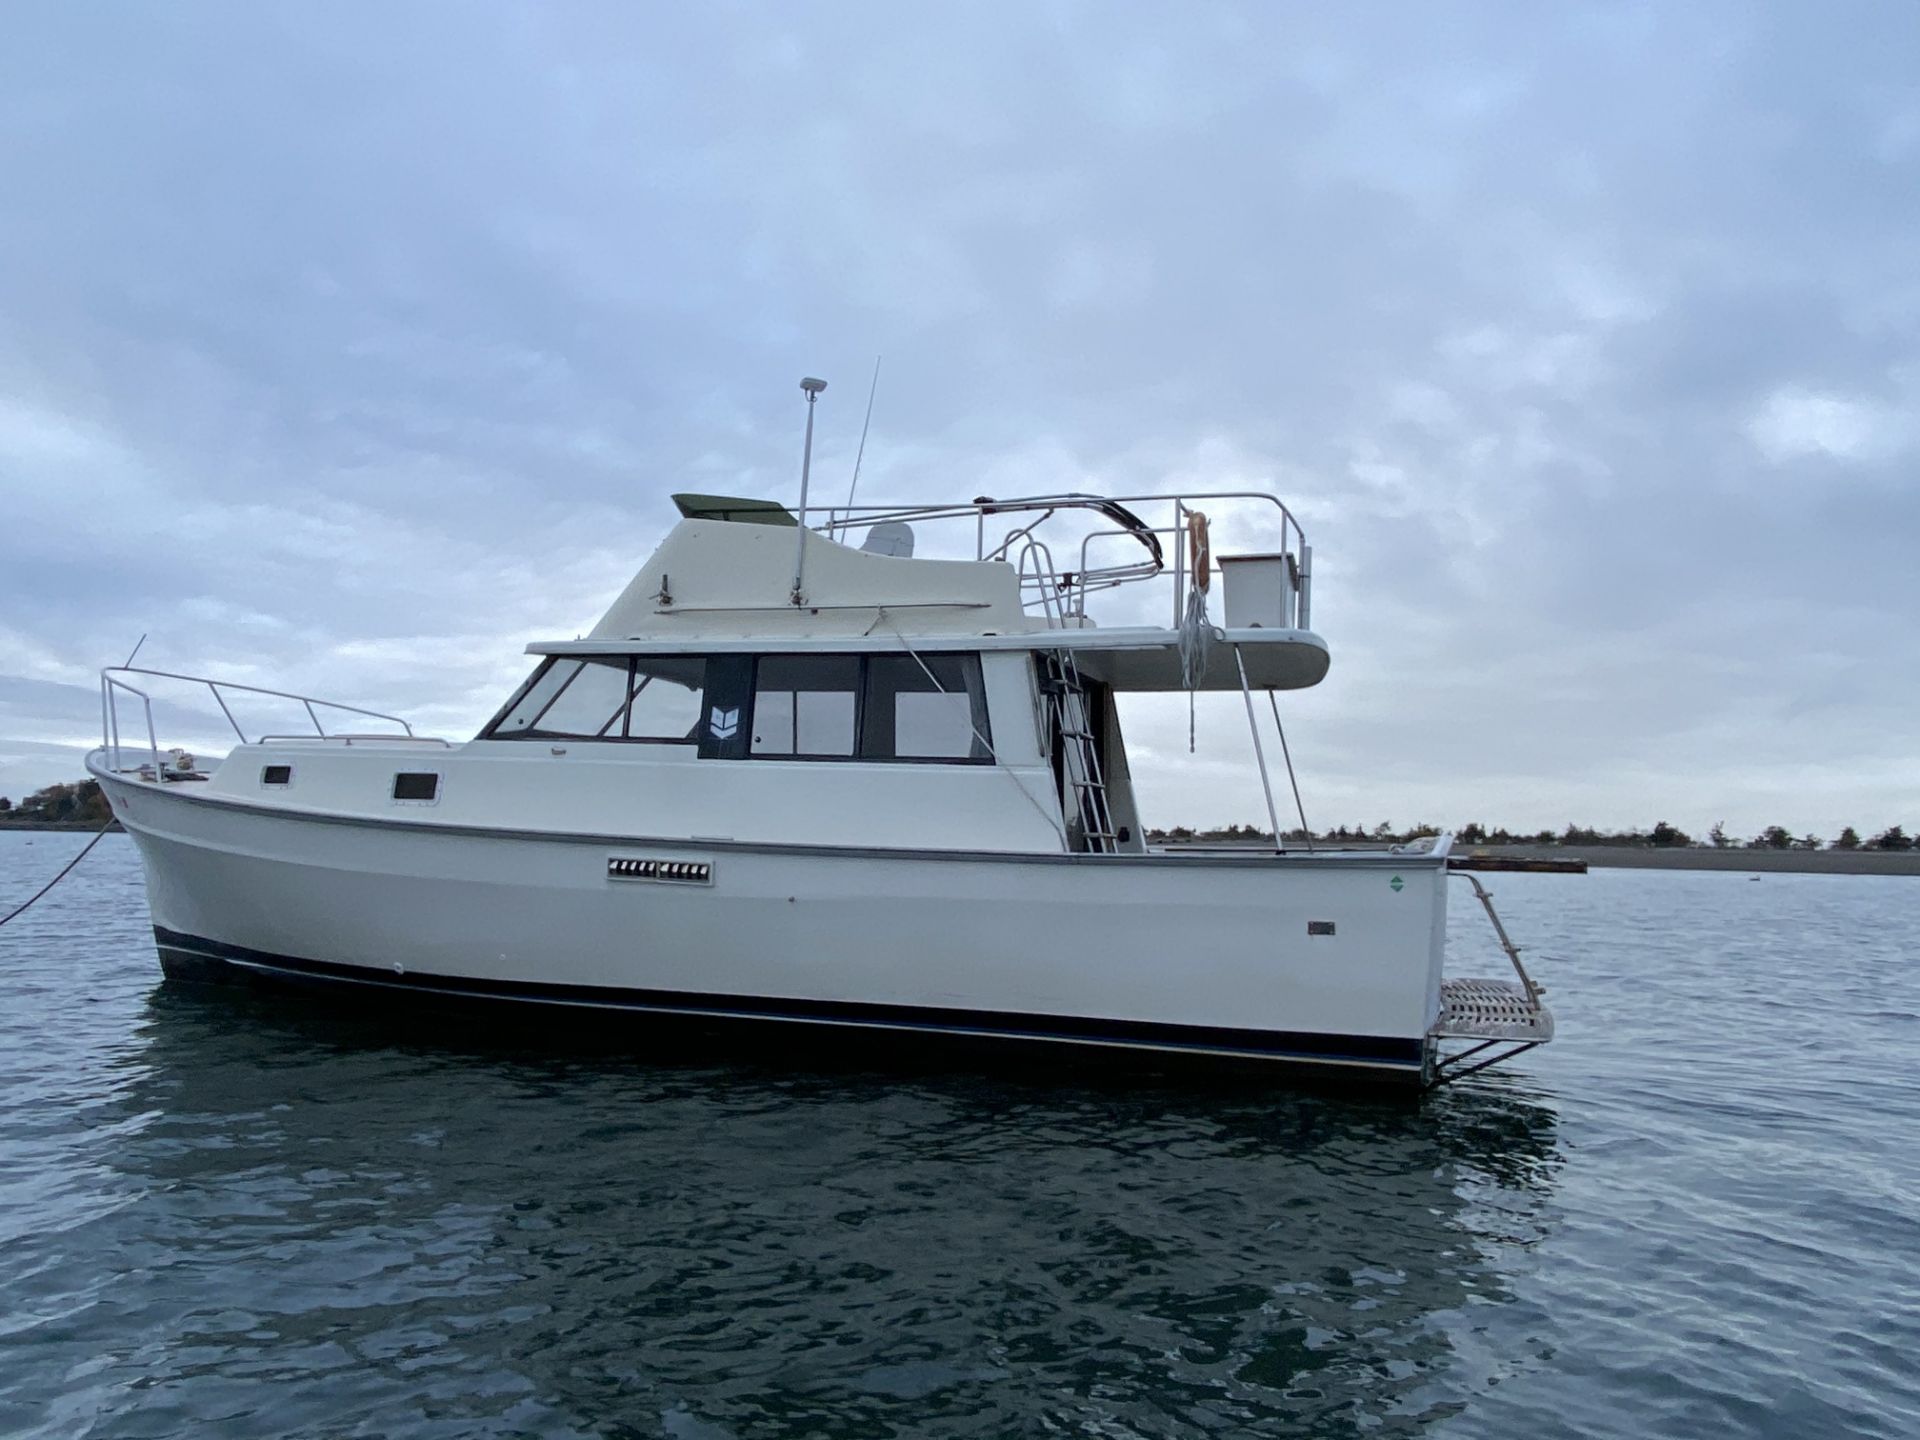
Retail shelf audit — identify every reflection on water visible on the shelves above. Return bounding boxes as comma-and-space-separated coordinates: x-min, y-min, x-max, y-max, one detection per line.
10, 839, 1920, 1437
23, 969, 1562, 1439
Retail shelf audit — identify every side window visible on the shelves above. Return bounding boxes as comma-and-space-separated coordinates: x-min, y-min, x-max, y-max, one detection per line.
751, 656, 860, 757
863, 655, 993, 761
623, 657, 706, 741
489, 659, 582, 737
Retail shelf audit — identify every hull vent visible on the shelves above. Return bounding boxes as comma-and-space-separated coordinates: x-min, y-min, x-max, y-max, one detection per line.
608, 857, 713, 886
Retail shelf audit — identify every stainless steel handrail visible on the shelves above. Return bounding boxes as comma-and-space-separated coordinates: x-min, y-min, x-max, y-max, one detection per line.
1452, 871, 1546, 1006
102, 673, 161, 778
253, 734, 453, 746
812, 490, 1310, 633
814, 489, 1298, 536
1014, 538, 1067, 628
103, 666, 413, 743
99, 665, 417, 777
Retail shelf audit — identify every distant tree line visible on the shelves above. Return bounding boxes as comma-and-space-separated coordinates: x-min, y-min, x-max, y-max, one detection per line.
0, 780, 113, 825
1146, 819, 1919, 851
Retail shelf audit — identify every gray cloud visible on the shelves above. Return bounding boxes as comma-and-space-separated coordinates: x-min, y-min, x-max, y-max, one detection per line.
2, 2, 1917, 836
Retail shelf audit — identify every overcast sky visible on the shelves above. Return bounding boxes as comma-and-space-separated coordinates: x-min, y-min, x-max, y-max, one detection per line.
3, 3, 1916, 837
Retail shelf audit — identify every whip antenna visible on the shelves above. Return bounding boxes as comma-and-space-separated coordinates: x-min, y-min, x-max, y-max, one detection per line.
845, 355, 882, 509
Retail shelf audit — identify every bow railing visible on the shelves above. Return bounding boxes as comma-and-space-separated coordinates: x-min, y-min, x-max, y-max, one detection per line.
99, 666, 416, 779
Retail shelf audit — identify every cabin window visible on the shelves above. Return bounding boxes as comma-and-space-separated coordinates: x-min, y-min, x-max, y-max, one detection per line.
484, 657, 707, 743
392, 771, 439, 802
862, 655, 992, 760
481, 651, 992, 764
527, 658, 632, 737
751, 655, 860, 757
260, 764, 292, 787
489, 659, 586, 737
621, 657, 707, 741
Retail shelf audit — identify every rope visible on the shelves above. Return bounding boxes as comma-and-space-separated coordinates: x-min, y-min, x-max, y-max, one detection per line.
1177, 511, 1218, 753
0, 819, 116, 929
1177, 590, 1211, 753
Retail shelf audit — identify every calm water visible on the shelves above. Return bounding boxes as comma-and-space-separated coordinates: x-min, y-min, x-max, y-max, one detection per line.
0, 834, 1915, 1439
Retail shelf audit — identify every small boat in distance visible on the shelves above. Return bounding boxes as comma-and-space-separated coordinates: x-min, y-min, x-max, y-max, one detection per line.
90, 380, 1553, 1087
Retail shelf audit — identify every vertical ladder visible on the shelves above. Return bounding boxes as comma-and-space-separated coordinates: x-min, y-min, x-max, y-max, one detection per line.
1041, 649, 1118, 854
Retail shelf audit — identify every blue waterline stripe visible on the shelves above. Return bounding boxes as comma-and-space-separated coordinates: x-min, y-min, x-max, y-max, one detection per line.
152, 926, 1427, 1072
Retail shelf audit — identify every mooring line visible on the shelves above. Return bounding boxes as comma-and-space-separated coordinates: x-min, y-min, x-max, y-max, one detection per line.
0, 820, 117, 930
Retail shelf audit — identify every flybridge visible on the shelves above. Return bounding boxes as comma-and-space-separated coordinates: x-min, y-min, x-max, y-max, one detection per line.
663, 487, 1313, 638
567, 494, 1330, 692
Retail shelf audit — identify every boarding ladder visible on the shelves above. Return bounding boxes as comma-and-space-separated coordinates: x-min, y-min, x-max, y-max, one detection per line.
1040, 649, 1118, 854
1428, 873, 1556, 1085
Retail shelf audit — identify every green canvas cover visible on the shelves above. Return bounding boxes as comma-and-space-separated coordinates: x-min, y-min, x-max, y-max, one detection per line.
671, 493, 799, 526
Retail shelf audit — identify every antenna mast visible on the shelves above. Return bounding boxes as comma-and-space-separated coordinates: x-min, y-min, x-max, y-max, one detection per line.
845, 355, 882, 509
791, 376, 827, 606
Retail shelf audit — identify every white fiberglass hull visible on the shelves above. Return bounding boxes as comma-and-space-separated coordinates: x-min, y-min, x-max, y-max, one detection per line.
95, 765, 1450, 1084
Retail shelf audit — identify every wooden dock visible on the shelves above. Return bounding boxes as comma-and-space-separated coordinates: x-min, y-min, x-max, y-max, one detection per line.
1448, 853, 1588, 875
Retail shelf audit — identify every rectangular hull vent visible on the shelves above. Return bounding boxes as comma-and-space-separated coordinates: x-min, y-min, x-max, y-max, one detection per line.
608, 857, 713, 886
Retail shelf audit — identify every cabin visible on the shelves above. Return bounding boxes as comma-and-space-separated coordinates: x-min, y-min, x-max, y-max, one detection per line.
446, 491, 1328, 855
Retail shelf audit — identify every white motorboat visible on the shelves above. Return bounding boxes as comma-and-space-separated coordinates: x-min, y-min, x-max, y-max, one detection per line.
89, 383, 1552, 1087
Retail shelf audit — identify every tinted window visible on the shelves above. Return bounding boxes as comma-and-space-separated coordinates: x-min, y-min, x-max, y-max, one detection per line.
862, 655, 992, 760
392, 772, 439, 801
482, 652, 991, 763
623, 657, 706, 741
487, 657, 707, 743
752, 655, 859, 756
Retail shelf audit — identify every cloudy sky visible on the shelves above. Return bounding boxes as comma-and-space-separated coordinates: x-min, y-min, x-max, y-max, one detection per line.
3, 3, 1916, 837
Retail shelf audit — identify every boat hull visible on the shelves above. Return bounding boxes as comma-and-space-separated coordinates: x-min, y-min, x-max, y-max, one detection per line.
97, 769, 1450, 1086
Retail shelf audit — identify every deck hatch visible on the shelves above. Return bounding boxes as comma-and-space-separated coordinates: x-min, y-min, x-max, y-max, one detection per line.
608, 857, 713, 886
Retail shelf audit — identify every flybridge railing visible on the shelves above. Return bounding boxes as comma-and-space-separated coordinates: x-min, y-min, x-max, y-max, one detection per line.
806, 491, 1311, 631
99, 666, 416, 779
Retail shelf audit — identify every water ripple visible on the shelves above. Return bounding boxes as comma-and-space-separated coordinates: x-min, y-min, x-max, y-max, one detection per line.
1, 838, 1916, 1437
